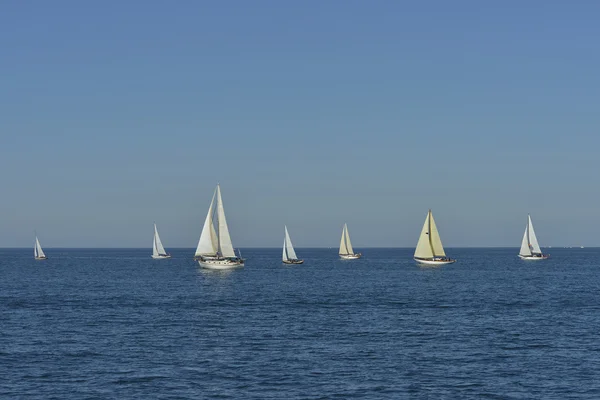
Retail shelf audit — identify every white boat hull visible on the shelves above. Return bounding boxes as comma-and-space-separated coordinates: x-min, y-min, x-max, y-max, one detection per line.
414, 258, 456, 266
197, 258, 245, 269
152, 254, 172, 259
340, 253, 362, 260
518, 254, 548, 260
34, 256, 48, 260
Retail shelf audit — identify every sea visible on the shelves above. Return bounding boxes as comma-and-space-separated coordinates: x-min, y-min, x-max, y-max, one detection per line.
1, 247, 599, 399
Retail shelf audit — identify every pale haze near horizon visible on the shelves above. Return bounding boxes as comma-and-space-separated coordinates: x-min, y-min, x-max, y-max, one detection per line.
2, 1, 599, 248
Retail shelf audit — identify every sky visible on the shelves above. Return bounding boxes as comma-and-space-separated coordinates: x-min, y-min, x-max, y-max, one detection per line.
2, 1, 600, 248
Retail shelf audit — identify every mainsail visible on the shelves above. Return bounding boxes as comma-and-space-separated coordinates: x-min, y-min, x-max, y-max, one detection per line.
34, 236, 46, 258
153, 223, 167, 256
339, 224, 355, 255
414, 210, 446, 258
283, 226, 298, 261
195, 184, 237, 258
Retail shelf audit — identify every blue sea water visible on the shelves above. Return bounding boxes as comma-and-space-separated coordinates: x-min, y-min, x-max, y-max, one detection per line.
1, 247, 600, 399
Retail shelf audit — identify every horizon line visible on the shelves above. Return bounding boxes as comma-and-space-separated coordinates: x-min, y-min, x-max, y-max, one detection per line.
0, 246, 588, 250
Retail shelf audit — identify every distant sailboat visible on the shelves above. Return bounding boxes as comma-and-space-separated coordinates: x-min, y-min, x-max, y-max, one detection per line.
34, 235, 47, 260
339, 223, 361, 260
518, 215, 548, 260
152, 223, 171, 259
194, 184, 244, 269
282, 226, 303, 264
414, 210, 456, 265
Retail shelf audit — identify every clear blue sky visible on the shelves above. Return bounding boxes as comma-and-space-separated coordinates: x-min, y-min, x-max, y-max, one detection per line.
2, 1, 599, 248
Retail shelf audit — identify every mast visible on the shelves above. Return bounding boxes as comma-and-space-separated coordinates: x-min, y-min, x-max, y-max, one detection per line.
428, 210, 434, 256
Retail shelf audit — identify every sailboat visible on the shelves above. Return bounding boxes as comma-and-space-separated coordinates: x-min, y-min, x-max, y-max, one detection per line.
339, 223, 361, 259
152, 223, 171, 259
282, 226, 303, 264
518, 215, 549, 260
34, 234, 47, 260
194, 184, 245, 269
414, 210, 456, 265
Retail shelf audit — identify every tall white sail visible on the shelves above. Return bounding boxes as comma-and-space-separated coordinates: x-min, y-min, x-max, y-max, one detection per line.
153, 223, 167, 256
414, 210, 446, 258
527, 215, 542, 254
34, 237, 46, 258
284, 226, 298, 260
414, 212, 434, 258
195, 190, 218, 257
216, 185, 236, 258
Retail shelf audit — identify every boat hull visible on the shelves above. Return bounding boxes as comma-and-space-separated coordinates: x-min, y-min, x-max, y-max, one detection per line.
340, 253, 362, 260
518, 254, 548, 260
414, 258, 456, 266
283, 259, 304, 265
197, 258, 245, 269
152, 254, 172, 259
34, 257, 48, 260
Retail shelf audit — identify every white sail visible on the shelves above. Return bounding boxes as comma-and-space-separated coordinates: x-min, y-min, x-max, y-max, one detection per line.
282, 238, 288, 261
527, 215, 542, 254
195, 189, 218, 257
339, 224, 355, 255
216, 185, 236, 258
344, 224, 354, 255
284, 226, 298, 260
414, 212, 434, 258
519, 228, 532, 256
339, 225, 348, 255
34, 237, 46, 258
414, 210, 446, 258
519, 215, 542, 257
153, 223, 167, 256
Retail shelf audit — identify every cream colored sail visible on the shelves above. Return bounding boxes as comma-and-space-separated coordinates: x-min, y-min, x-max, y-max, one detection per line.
215, 185, 236, 258
414, 210, 446, 258
414, 212, 434, 258
429, 212, 446, 257
195, 189, 218, 257
284, 226, 298, 260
